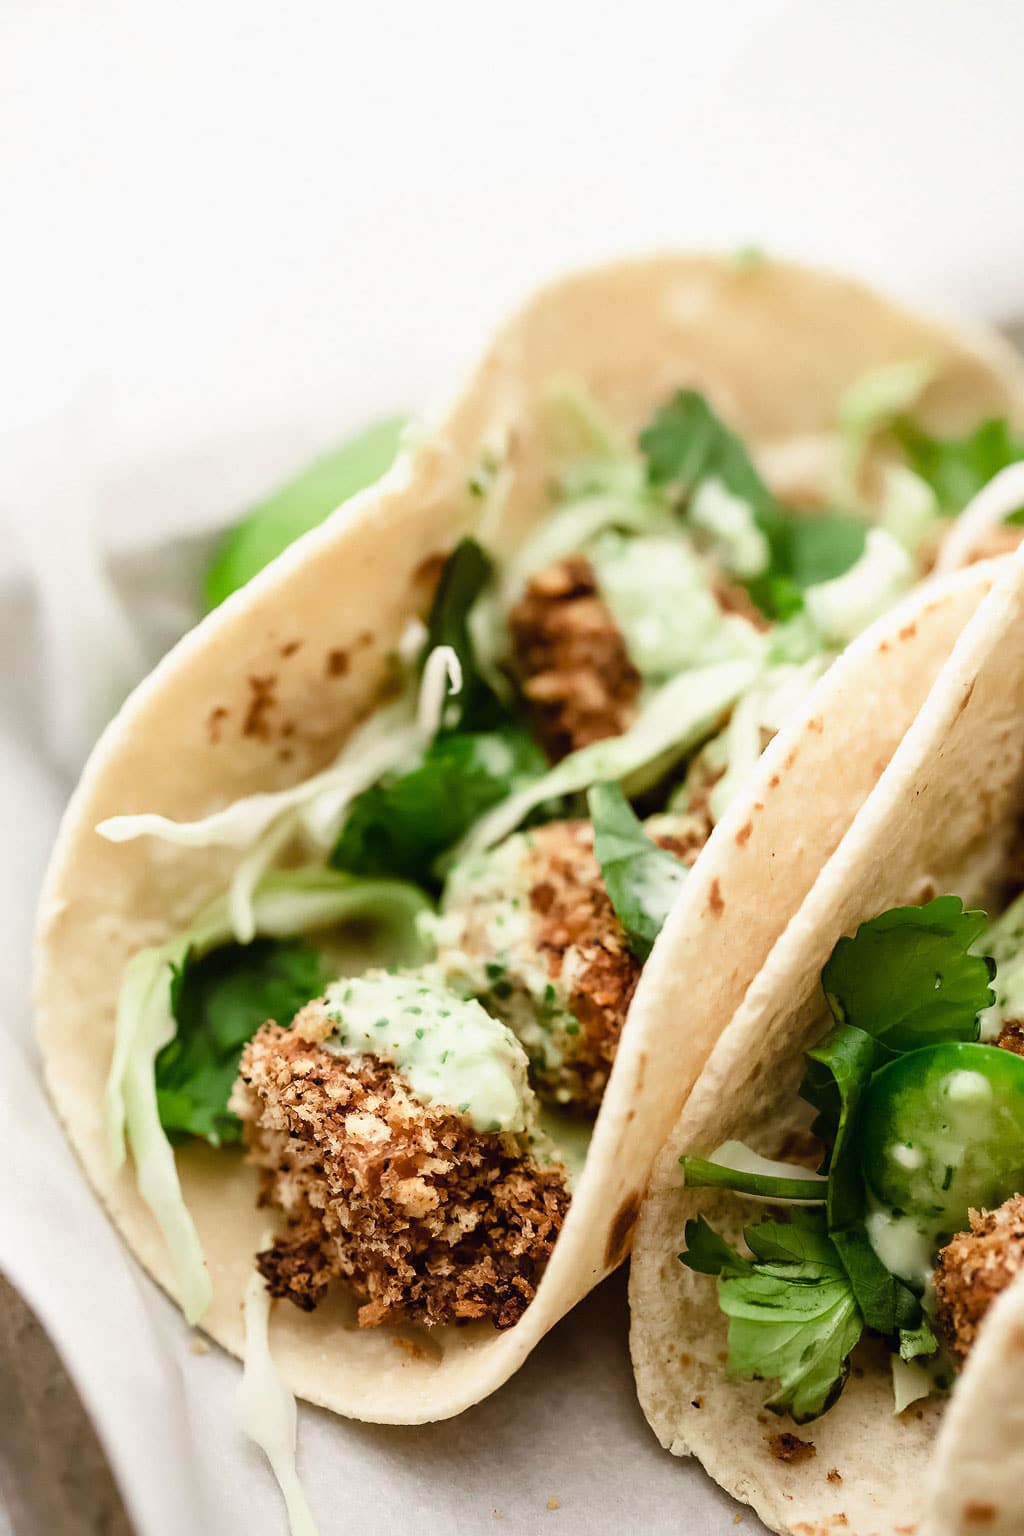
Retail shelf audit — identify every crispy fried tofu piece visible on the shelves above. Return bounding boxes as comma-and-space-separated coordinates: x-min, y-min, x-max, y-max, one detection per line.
230, 1024, 569, 1329
441, 816, 706, 1113
933, 1194, 1024, 1366
507, 555, 642, 761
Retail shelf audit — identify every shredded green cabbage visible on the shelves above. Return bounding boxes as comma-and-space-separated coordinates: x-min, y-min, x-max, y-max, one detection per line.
456, 656, 759, 855
98, 645, 460, 942
804, 529, 914, 647
837, 358, 937, 503
681, 658, 828, 824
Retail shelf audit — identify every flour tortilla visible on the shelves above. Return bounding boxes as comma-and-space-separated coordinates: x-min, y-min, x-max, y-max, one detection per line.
630, 540, 1024, 1535
34, 254, 1024, 1425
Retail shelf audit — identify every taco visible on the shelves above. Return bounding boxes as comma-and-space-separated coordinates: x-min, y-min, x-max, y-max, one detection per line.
629, 511, 1024, 1534
34, 254, 1024, 1426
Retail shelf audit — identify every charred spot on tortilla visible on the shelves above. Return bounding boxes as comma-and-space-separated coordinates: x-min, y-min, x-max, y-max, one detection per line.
766, 1432, 816, 1465
806, 716, 824, 735
206, 704, 229, 744
242, 673, 278, 740
411, 550, 449, 595
735, 821, 753, 847
605, 1190, 643, 1269
325, 648, 350, 678
507, 556, 642, 761
962, 1502, 998, 1526
233, 1011, 569, 1329
899, 622, 918, 642
768, 774, 780, 788
826, 1469, 843, 1486
391, 1336, 427, 1360
279, 638, 303, 658
708, 879, 725, 917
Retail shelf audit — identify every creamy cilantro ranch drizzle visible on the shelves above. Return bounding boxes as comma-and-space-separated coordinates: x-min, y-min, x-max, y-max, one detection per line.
239, 1242, 319, 1536
537, 1106, 593, 1187
322, 972, 533, 1134
434, 834, 580, 1081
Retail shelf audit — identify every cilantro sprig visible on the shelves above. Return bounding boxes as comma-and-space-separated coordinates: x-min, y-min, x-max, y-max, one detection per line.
679, 897, 995, 1421
683, 1211, 863, 1423
156, 938, 331, 1145
588, 782, 688, 961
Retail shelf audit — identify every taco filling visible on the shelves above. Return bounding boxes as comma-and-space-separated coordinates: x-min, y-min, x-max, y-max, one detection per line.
232, 972, 569, 1328
94, 373, 1024, 1331
677, 889, 1024, 1423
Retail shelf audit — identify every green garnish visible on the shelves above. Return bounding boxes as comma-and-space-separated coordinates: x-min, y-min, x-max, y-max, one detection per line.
420, 537, 507, 733
331, 726, 545, 887
894, 416, 1024, 518
681, 1212, 863, 1424
639, 390, 865, 621
822, 897, 993, 1059
588, 782, 688, 961
680, 897, 994, 1420
204, 417, 406, 608
157, 939, 330, 1145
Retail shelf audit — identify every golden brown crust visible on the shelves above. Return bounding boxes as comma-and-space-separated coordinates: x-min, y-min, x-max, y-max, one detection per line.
507, 555, 642, 761
232, 1025, 569, 1329
996, 1019, 1024, 1057
525, 818, 703, 1112
933, 1194, 1024, 1366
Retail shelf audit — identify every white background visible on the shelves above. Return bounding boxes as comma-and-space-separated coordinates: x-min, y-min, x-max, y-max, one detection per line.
3, 3, 1024, 1533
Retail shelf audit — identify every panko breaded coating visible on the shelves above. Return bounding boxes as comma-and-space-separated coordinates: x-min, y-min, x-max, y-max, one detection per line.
230, 1020, 569, 1330
933, 1194, 1024, 1366
507, 555, 642, 761
438, 815, 704, 1113
996, 1019, 1024, 1057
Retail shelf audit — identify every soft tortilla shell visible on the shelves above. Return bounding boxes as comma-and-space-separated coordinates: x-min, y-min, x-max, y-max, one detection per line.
630, 542, 1024, 1533
34, 254, 1024, 1423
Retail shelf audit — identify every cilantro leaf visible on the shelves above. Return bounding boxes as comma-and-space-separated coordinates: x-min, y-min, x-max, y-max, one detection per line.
785, 514, 867, 587
588, 782, 688, 961
682, 1210, 864, 1423
640, 390, 776, 514
422, 537, 506, 733
821, 897, 994, 1059
204, 418, 406, 609
331, 727, 545, 888
801, 1022, 875, 1226
679, 1215, 753, 1277
830, 1226, 921, 1336
156, 938, 330, 1145
895, 416, 1024, 517
639, 391, 865, 621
